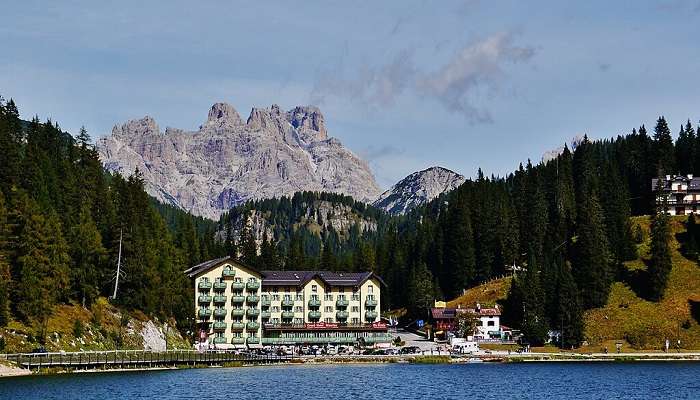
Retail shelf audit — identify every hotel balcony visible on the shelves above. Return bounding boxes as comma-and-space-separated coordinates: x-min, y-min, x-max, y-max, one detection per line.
213, 281, 227, 290
362, 334, 393, 344
308, 298, 321, 308
365, 311, 378, 320
365, 298, 378, 307
308, 311, 322, 320
222, 268, 235, 278
247, 322, 260, 330
281, 299, 295, 307
198, 281, 212, 290
213, 321, 227, 331
213, 337, 227, 344
231, 322, 245, 331
336, 311, 349, 320
261, 297, 271, 306
336, 298, 349, 308
231, 338, 246, 345
231, 295, 246, 304
198, 295, 212, 304
261, 311, 271, 319
213, 309, 227, 318
198, 309, 212, 318
231, 282, 245, 290
281, 311, 295, 319
246, 281, 260, 290
247, 308, 260, 317
246, 295, 260, 303
213, 295, 227, 304
247, 337, 260, 344
231, 309, 245, 317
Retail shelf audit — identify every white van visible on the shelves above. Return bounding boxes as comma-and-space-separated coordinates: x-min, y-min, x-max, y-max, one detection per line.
452, 341, 479, 354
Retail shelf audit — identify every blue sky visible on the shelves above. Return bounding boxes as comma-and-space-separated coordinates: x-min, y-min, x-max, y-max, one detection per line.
2, 1, 699, 188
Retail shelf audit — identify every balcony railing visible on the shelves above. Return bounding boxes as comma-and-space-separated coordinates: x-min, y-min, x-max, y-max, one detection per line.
213, 337, 227, 344
213, 295, 227, 304
365, 298, 378, 307
247, 322, 260, 330
336, 311, 349, 320
198, 281, 212, 290
198, 309, 212, 318
231, 322, 245, 331
365, 311, 378, 320
247, 337, 260, 344
308, 299, 321, 307
362, 334, 393, 344
213, 309, 227, 318
213, 281, 227, 290
246, 281, 260, 290
308, 311, 322, 319
231, 295, 246, 303
231, 338, 245, 345
261, 297, 271, 306
213, 321, 227, 331
231, 309, 245, 317
198, 295, 212, 303
247, 309, 260, 317
281, 311, 295, 319
336, 298, 349, 307
246, 295, 260, 303
261, 311, 271, 319
281, 299, 295, 307
222, 268, 235, 277
231, 282, 245, 290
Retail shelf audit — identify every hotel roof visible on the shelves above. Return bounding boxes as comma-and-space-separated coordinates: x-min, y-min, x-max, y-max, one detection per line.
185, 256, 385, 288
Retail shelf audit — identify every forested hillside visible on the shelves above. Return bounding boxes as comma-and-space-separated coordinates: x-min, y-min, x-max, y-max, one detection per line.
0, 95, 224, 346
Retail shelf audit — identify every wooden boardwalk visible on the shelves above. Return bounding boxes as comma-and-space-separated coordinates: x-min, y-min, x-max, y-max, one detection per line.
1, 350, 295, 371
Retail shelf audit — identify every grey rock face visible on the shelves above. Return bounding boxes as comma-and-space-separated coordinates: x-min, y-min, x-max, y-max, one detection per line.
98, 103, 381, 220
373, 166, 465, 215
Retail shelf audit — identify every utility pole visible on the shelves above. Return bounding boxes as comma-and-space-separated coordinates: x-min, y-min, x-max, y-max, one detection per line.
112, 229, 123, 300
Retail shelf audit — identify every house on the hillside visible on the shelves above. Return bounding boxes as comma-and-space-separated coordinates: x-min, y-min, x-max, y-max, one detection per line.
652, 174, 700, 215
429, 303, 509, 342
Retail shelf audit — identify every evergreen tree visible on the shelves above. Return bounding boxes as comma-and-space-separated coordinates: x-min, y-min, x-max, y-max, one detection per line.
442, 190, 476, 296
258, 231, 281, 269
648, 209, 672, 301
653, 116, 675, 174
555, 261, 584, 348
0, 191, 11, 327
406, 262, 436, 317
675, 121, 695, 174
239, 223, 258, 268
68, 205, 107, 307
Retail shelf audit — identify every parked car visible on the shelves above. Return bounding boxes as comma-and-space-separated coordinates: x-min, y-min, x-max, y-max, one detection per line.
399, 346, 420, 354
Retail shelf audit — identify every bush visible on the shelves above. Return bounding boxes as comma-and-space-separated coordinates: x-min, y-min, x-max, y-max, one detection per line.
73, 319, 85, 338
0, 336, 5, 352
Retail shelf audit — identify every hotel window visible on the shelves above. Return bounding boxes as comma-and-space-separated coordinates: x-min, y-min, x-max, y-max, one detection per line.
294, 318, 303, 324
324, 294, 333, 301
284, 294, 292, 301
312, 285, 317, 292
272, 306, 279, 312
295, 306, 302, 312
296, 293, 303, 301
368, 286, 373, 294
351, 306, 359, 312
487, 321, 495, 326
272, 318, 279, 324
272, 294, 280, 301
325, 306, 334, 312
351, 290, 360, 301
234, 277, 241, 283
324, 318, 333, 323
351, 318, 359, 324
233, 332, 242, 338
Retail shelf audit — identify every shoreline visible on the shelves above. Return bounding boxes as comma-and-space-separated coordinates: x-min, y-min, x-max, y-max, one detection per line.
3, 352, 700, 378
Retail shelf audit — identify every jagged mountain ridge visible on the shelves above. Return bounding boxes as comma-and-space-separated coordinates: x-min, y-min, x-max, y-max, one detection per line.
373, 166, 466, 215
98, 103, 381, 220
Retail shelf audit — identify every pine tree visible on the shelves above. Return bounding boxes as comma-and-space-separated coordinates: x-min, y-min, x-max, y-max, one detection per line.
239, 222, 258, 268
406, 262, 435, 317
69, 205, 107, 307
259, 231, 281, 269
0, 191, 11, 326
653, 116, 675, 174
648, 209, 672, 301
683, 214, 699, 260
555, 261, 583, 348
442, 190, 476, 296
675, 122, 695, 174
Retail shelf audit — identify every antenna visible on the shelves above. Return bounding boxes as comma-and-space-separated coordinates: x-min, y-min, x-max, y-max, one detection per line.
111, 228, 124, 300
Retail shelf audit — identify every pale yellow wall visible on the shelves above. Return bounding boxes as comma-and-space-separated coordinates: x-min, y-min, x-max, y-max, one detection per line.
194, 261, 262, 343
360, 278, 381, 323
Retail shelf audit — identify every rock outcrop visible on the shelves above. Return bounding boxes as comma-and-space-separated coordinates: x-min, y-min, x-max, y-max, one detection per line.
373, 166, 465, 215
98, 103, 381, 220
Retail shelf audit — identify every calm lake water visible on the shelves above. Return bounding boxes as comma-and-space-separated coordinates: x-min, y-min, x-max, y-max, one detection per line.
1, 362, 699, 399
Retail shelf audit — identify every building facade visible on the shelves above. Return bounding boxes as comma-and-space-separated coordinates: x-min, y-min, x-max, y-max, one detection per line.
652, 174, 700, 215
430, 304, 503, 341
184, 256, 390, 348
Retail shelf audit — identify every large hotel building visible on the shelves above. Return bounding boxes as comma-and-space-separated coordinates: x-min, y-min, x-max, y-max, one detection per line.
185, 256, 391, 348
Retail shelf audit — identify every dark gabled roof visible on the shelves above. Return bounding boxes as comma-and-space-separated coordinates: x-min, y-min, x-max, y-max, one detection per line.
184, 256, 385, 287
652, 175, 700, 191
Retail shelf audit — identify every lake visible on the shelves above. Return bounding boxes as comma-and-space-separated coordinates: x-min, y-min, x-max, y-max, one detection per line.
1, 362, 699, 399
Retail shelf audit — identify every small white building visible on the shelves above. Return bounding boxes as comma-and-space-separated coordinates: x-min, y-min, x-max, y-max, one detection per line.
653, 174, 700, 216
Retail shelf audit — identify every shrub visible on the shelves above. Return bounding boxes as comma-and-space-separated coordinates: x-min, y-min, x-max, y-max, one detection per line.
73, 319, 85, 338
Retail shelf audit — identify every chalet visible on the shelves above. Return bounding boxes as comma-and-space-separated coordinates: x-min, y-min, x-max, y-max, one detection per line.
652, 174, 700, 215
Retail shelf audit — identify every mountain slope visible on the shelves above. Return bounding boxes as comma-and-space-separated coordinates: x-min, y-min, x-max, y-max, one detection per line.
98, 103, 381, 220
373, 166, 465, 215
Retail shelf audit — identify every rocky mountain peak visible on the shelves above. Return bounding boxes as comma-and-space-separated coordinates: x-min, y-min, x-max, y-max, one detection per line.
97, 100, 381, 220
205, 102, 242, 128
373, 166, 466, 215
112, 116, 160, 139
